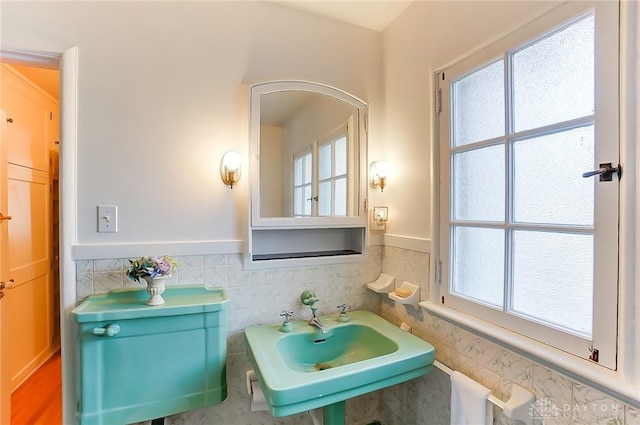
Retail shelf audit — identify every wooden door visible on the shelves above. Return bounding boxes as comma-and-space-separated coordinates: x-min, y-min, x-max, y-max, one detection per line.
6, 164, 52, 389
0, 64, 56, 396
0, 101, 12, 425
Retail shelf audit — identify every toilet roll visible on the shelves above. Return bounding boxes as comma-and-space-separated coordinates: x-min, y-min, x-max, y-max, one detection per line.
246, 369, 268, 412
250, 381, 268, 411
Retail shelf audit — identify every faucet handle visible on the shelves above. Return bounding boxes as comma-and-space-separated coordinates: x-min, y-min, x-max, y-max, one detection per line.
280, 310, 294, 323
337, 304, 350, 314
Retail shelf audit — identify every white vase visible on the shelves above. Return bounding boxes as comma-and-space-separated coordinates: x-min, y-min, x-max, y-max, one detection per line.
143, 275, 168, 306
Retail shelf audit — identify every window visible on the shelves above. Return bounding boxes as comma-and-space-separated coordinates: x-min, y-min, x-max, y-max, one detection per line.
437, 2, 619, 368
293, 150, 312, 216
319, 135, 348, 216
292, 126, 349, 217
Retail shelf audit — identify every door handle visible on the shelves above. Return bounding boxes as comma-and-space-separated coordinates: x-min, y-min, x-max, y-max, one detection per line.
0, 279, 15, 290
0, 213, 12, 222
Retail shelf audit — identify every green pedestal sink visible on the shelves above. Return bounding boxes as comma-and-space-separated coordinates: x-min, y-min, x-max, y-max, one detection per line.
244, 310, 435, 425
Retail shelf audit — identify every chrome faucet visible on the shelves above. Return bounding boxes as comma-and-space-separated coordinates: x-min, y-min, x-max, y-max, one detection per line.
308, 306, 327, 334
300, 290, 327, 333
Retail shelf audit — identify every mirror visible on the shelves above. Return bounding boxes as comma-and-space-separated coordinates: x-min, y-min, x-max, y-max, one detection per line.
250, 81, 367, 227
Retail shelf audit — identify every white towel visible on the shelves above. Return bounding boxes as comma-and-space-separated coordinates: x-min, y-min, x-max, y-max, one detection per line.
450, 371, 493, 425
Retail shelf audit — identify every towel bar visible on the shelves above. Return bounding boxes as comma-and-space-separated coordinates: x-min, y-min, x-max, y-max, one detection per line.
434, 360, 535, 425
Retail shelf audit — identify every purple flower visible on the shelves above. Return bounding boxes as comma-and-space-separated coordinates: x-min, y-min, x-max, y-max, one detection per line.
156, 259, 172, 274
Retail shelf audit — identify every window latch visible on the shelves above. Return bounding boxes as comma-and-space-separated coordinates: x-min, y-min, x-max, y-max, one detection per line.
582, 163, 622, 182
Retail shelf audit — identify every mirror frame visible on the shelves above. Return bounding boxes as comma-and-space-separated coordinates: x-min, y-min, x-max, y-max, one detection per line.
250, 81, 368, 228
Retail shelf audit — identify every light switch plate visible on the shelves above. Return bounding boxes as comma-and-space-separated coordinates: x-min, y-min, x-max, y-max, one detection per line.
97, 205, 117, 232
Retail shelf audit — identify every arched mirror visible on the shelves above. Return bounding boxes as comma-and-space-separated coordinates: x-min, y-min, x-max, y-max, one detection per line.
250, 81, 367, 228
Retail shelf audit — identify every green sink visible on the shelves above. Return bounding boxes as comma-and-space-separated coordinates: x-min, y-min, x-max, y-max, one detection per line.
277, 324, 398, 372
244, 310, 435, 419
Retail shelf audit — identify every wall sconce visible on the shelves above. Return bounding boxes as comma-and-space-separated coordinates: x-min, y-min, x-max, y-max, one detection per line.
370, 161, 389, 192
373, 206, 388, 229
220, 151, 242, 189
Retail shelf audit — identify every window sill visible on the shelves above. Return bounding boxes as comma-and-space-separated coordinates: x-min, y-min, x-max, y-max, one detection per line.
419, 301, 640, 409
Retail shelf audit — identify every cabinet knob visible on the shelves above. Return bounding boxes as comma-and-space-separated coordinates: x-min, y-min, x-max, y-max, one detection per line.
93, 323, 121, 337
6, 118, 13, 123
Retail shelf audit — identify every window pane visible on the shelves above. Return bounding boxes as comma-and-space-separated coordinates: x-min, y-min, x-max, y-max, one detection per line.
304, 154, 312, 184
453, 145, 505, 222
514, 126, 594, 225
319, 144, 331, 180
294, 187, 303, 215
512, 230, 593, 337
452, 226, 504, 307
513, 15, 594, 132
335, 136, 347, 175
303, 185, 312, 215
294, 158, 303, 185
453, 60, 505, 146
318, 181, 331, 216
334, 177, 346, 216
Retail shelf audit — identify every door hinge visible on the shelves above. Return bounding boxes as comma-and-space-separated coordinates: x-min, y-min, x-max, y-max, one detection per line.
589, 345, 599, 363
364, 198, 368, 213
435, 259, 442, 285
435, 88, 442, 114
364, 116, 368, 133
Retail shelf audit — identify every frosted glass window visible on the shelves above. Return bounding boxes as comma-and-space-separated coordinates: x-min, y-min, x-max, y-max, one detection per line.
294, 159, 303, 185
513, 15, 594, 132
335, 178, 347, 216
512, 231, 593, 337
335, 136, 347, 175
319, 144, 331, 180
303, 186, 312, 216
304, 154, 312, 183
453, 145, 505, 222
293, 152, 313, 216
453, 60, 505, 147
514, 126, 594, 225
441, 5, 619, 364
318, 182, 331, 216
452, 226, 504, 307
294, 187, 303, 215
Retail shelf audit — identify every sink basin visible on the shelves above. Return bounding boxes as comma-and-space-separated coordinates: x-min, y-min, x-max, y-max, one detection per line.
277, 324, 398, 373
244, 310, 435, 418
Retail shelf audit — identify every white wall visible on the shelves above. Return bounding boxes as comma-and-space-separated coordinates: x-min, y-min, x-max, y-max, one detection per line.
0, 1, 383, 247
258, 124, 283, 217
378, 0, 563, 240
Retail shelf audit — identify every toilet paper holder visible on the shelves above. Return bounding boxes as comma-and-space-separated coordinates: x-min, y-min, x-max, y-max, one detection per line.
246, 369, 268, 412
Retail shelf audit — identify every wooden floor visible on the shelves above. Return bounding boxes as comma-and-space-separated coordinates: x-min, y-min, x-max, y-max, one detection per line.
10, 351, 62, 425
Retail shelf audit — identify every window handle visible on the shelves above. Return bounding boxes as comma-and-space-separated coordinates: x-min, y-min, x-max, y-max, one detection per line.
582, 163, 621, 182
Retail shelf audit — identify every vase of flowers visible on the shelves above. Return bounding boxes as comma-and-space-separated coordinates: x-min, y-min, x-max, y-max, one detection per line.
126, 255, 178, 306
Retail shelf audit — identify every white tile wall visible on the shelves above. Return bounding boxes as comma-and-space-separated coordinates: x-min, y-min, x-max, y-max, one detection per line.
378, 246, 639, 425
76, 246, 639, 425
76, 249, 384, 425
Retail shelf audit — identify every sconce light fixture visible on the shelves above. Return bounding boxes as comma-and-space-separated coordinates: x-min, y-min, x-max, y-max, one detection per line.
220, 151, 242, 189
373, 206, 389, 229
370, 161, 389, 192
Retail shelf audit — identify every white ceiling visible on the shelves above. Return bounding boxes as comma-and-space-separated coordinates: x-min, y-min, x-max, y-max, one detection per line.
273, 1, 413, 31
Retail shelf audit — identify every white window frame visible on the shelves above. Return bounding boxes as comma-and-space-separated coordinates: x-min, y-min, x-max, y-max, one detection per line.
291, 124, 350, 217
317, 125, 349, 217
433, 0, 620, 370
292, 149, 313, 217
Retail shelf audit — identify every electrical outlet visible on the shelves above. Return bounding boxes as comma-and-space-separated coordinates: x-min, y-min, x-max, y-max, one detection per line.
97, 205, 118, 233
